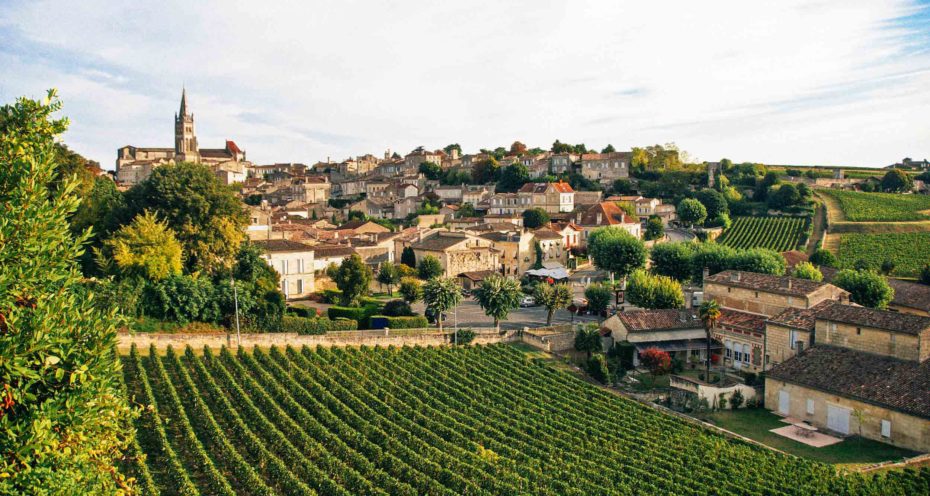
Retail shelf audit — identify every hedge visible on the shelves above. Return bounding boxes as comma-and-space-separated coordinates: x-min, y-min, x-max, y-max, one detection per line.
279, 316, 358, 334
328, 303, 383, 329
369, 315, 428, 329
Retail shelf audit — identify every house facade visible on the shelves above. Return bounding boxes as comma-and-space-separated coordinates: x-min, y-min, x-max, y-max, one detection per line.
254, 239, 315, 299
579, 152, 631, 184
408, 232, 500, 278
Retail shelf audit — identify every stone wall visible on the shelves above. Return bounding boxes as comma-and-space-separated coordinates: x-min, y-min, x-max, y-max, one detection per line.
765, 378, 930, 452
815, 320, 921, 361
765, 322, 812, 368
120, 328, 517, 354
670, 375, 758, 409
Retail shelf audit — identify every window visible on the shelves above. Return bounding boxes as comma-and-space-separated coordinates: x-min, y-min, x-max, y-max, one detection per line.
297, 279, 304, 294
806, 399, 815, 415
790, 329, 799, 349
742, 344, 750, 364
727, 287, 732, 293
754, 291, 759, 298
856, 327, 862, 335
881, 420, 891, 438
725, 341, 732, 358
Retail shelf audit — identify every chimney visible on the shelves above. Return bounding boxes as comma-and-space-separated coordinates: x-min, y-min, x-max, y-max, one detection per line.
596, 212, 603, 225
730, 271, 740, 282
702, 267, 710, 281
782, 278, 792, 290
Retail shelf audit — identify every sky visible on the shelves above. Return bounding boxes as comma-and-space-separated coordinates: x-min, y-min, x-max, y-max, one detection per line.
1, 1, 930, 169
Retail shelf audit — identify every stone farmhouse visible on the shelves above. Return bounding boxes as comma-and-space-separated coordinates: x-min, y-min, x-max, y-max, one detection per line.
574, 201, 642, 245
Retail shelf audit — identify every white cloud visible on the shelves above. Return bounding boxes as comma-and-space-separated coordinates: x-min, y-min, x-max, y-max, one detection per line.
1, 0, 929, 167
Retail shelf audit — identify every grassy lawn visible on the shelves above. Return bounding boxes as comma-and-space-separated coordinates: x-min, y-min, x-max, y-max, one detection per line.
697, 409, 918, 466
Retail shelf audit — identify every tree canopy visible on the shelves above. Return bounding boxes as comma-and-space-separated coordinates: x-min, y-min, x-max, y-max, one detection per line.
588, 227, 647, 279
496, 163, 530, 193
832, 269, 894, 309
535, 283, 573, 325
472, 274, 522, 331
522, 208, 550, 229
792, 262, 823, 282
422, 277, 462, 333
626, 269, 685, 309
677, 198, 707, 227
334, 254, 372, 306
644, 216, 664, 241
100, 210, 183, 281
417, 255, 443, 280
881, 169, 913, 193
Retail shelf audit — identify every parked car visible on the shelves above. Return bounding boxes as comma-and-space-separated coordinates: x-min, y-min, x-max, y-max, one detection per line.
519, 295, 536, 307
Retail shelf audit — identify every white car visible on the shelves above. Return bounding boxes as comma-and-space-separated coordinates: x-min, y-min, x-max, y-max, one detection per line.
519, 295, 536, 307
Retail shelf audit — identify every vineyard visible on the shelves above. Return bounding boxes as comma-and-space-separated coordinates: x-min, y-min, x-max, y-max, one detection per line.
121, 344, 929, 495
819, 190, 930, 222
838, 232, 930, 277
718, 216, 808, 252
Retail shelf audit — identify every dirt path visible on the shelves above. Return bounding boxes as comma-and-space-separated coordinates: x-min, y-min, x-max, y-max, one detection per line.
808, 204, 825, 255
816, 189, 845, 223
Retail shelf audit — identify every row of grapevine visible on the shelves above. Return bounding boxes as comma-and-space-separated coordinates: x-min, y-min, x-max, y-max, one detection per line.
718, 216, 807, 252
124, 344, 930, 495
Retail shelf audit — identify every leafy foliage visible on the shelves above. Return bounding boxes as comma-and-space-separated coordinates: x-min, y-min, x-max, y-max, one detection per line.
695, 188, 728, 219
522, 208, 550, 229
534, 283, 573, 325
626, 269, 685, 309
496, 163, 530, 193
677, 198, 707, 227
881, 169, 913, 193
99, 210, 183, 281
0, 90, 134, 492
649, 242, 697, 281
422, 277, 462, 332
417, 254, 443, 280
334, 254, 372, 306
809, 249, 838, 268
640, 348, 672, 383
832, 269, 894, 309
472, 274, 522, 330
644, 216, 664, 241
376, 263, 399, 295
792, 262, 823, 282
588, 227, 647, 279
574, 325, 602, 358
400, 246, 417, 268
399, 277, 422, 304
583, 283, 612, 314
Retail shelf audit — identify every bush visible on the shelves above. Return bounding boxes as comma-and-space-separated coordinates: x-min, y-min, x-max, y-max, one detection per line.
671, 358, 684, 374
279, 316, 357, 334
452, 328, 476, 345
320, 289, 342, 304
382, 299, 414, 316
730, 390, 745, 409
586, 354, 611, 384
328, 305, 367, 322
286, 306, 318, 318
370, 315, 428, 329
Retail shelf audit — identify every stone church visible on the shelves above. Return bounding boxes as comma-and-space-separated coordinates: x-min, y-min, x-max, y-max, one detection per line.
116, 89, 251, 185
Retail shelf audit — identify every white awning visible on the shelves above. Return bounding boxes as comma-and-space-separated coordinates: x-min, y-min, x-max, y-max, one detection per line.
526, 267, 570, 279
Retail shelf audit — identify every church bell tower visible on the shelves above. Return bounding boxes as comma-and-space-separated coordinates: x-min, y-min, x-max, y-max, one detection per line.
174, 88, 200, 163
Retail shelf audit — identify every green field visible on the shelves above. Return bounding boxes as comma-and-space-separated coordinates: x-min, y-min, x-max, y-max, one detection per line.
820, 190, 930, 222
122, 344, 929, 495
717, 216, 808, 251
838, 232, 930, 277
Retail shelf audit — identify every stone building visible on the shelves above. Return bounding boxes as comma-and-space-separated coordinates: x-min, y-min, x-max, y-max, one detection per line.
516, 181, 575, 213
532, 228, 567, 266
574, 201, 642, 245
254, 239, 315, 299
766, 305, 930, 452
579, 151, 631, 184
408, 232, 500, 278
479, 230, 535, 277
116, 89, 251, 185
608, 309, 717, 367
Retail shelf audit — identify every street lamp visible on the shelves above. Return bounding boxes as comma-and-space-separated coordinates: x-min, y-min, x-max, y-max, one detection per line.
230, 274, 241, 346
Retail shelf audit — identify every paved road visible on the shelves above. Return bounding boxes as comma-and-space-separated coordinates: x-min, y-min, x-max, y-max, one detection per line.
412, 298, 601, 330
665, 228, 696, 243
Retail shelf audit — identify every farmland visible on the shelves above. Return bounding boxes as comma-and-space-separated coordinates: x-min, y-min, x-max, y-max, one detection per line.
122, 344, 929, 496
838, 232, 930, 277
819, 190, 930, 222
717, 216, 808, 252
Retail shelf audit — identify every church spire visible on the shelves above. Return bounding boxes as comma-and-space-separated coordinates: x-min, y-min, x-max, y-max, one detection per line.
179, 86, 188, 117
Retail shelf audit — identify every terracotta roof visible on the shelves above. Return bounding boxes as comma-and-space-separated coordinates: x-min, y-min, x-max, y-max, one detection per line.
532, 229, 563, 240
253, 239, 312, 253
705, 270, 830, 298
336, 220, 368, 230
766, 300, 836, 331
580, 151, 632, 161
815, 303, 930, 335
618, 309, 702, 332
225, 140, 242, 154
718, 309, 767, 334
577, 202, 638, 226
886, 278, 930, 312
768, 345, 930, 420
411, 233, 470, 251
312, 245, 356, 258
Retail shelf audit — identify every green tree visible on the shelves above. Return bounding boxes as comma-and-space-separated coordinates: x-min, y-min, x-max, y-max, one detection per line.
809, 249, 838, 268
496, 163, 530, 193
677, 198, 707, 227
70, 176, 127, 275
400, 246, 417, 268
601, 144, 616, 153
522, 208, 550, 229
644, 216, 664, 241
695, 188, 728, 219
334, 254, 372, 306
0, 90, 133, 492
881, 169, 913, 193
510, 141, 527, 155
626, 269, 685, 309
99, 210, 183, 281
699, 300, 721, 383
399, 277, 422, 303
650, 242, 696, 281
792, 261, 823, 282
422, 277, 463, 333
418, 161, 442, 180
417, 254, 443, 280
377, 263, 399, 295
832, 269, 894, 309
611, 178, 633, 195
472, 158, 501, 184
584, 283, 612, 315
472, 274, 522, 331
535, 283, 573, 325
880, 259, 896, 276
731, 248, 787, 276
124, 161, 247, 273
443, 143, 462, 155
458, 203, 477, 218
767, 183, 801, 210
574, 325, 602, 359
551, 140, 572, 154
588, 226, 647, 281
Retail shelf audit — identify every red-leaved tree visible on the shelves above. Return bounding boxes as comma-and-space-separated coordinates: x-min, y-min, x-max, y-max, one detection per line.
640, 347, 672, 386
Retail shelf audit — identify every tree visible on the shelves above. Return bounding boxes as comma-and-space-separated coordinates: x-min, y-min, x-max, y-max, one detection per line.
377, 263, 399, 295
334, 254, 372, 306
70, 176, 126, 275
586, 354, 611, 384
417, 254, 443, 280
588, 226, 647, 281
809, 249, 838, 268
124, 161, 247, 273
832, 269, 894, 309
584, 283, 612, 315
640, 347, 672, 387
510, 141, 527, 155
626, 269, 685, 309
472, 158, 501, 184
757, 171, 780, 200
601, 144, 616, 153
458, 203, 476, 218
881, 169, 913, 193
644, 216, 664, 241
574, 325, 602, 359
792, 262, 823, 282
677, 198, 707, 227
399, 277, 422, 303
650, 242, 696, 281
695, 188, 728, 219
551, 140, 572, 154
418, 161, 441, 180
422, 277, 462, 333
535, 283, 573, 325
731, 248, 787, 276
496, 163, 530, 193
611, 178, 633, 195
522, 208, 550, 229
99, 210, 183, 281
768, 183, 801, 210
472, 274, 522, 331
699, 300, 721, 383
443, 143, 462, 155
400, 246, 417, 268
0, 90, 133, 492
880, 259, 896, 276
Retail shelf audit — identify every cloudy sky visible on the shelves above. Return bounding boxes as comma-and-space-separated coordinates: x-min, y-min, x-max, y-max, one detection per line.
2, 1, 929, 168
